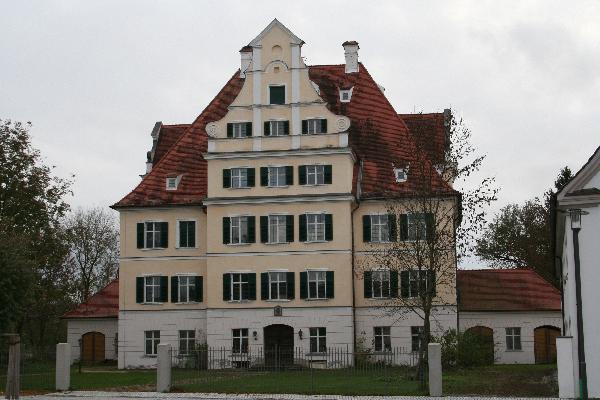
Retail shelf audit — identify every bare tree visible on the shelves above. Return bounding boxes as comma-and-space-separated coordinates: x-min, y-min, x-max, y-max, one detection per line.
64, 207, 119, 303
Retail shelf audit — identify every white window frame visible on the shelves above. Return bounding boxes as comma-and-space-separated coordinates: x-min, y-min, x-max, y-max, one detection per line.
268, 271, 288, 300
143, 221, 164, 249
506, 327, 522, 351
268, 214, 287, 244
268, 166, 287, 187
176, 219, 197, 249
371, 270, 391, 299
232, 328, 249, 354
166, 176, 181, 190
306, 213, 326, 242
178, 330, 196, 355
374, 326, 391, 352
411, 326, 423, 352
144, 330, 160, 356
177, 275, 195, 303
394, 168, 407, 183
268, 120, 287, 136
231, 122, 249, 138
307, 270, 327, 299
305, 165, 325, 185
407, 269, 430, 298
407, 213, 428, 241
144, 275, 162, 304
231, 273, 249, 301
306, 118, 325, 134
230, 167, 249, 188
339, 87, 353, 103
370, 214, 390, 243
230, 216, 249, 244
268, 84, 286, 105
309, 327, 326, 353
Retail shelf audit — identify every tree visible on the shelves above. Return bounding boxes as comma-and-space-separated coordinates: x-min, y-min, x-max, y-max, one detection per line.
64, 207, 119, 304
475, 166, 572, 283
358, 114, 497, 379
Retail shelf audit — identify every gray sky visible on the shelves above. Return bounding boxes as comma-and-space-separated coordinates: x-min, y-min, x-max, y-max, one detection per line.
2, 1, 599, 244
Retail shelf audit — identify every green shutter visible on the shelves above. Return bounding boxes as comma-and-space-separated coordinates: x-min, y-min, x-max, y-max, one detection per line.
399, 214, 409, 241
362, 215, 371, 242
285, 166, 293, 185
326, 271, 334, 298
321, 119, 327, 133
264, 121, 271, 136
425, 213, 435, 242
223, 169, 231, 188
301, 120, 308, 134
226, 123, 233, 138
287, 272, 295, 299
285, 215, 294, 242
222, 217, 230, 244
195, 276, 203, 302
388, 214, 397, 241
428, 270, 436, 297
270, 86, 285, 105
261, 272, 269, 300
245, 122, 252, 137
400, 271, 410, 298
136, 277, 144, 303
189, 221, 196, 247
299, 272, 308, 299
298, 165, 307, 185
223, 273, 231, 301
299, 214, 307, 242
160, 276, 168, 302
260, 216, 269, 243
171, 276, 179, 303
283, 120, 290, 135
260, 167, 269, 186
390, 271, 399, 298
159, 222, 168, 248
247, 168, 255, 187
247, 216, 256, 243
363, 271, 372, 298
325, 214, 333, 241
137, 223, 144, 249
247, 273, 256, 300
324, 165, 332, 184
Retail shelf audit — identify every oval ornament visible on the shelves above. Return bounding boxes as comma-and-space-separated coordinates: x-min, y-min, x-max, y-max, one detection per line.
336, 117, 351, 132
206, 122, 218, 137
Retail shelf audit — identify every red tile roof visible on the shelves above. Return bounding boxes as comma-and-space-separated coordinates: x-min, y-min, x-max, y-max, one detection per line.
398, 113, 448, 165
457, 269, 561, 312
113, 63, 457, 208
152, 124, 190, 166
62, 279, 119, 319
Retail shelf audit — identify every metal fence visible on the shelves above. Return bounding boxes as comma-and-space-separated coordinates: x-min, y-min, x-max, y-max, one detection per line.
0, 347, 56, 394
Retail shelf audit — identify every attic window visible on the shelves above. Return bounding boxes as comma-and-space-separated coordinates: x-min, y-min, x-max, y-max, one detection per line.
394, 168, 407, 183
339, 88, 353, 103
166, 176, 181, 190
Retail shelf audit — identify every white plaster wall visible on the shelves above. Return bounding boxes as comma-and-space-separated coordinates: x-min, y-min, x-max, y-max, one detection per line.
118, 310, 207, 369
459, 311, 562, 364
66, 318, 118, 364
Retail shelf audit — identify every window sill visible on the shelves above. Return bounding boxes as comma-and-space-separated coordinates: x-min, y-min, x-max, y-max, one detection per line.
266, 299, 291, 302
303, 240, 329, 244
143, 354, 158, 358
141, 302, 164, 305
140, 247, 166, 251
300, 183, 329, 187
305, 298, 330, 301
226, 243, 252, 246
505, 349, 523, 352
174, 301, 201, 305
305, 352, 327, 358
266, 185, 289, 189
227, 186, 252, 190
265, 241, 290, 245
228, 300, 253, 304
175, 247, 199, 250
367, 297, 391, 301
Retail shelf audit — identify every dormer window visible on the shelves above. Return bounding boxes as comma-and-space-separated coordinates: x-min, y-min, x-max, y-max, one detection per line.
339, 88, 353, 103
166, 175, 181, 190
394, 168, 407, 183
269, 85, 285, 105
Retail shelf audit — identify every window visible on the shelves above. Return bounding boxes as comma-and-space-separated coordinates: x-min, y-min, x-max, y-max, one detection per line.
231, 273, 249, 301
306, 165, 325, 185
232, 328, 249, 354
303, 118, 327, 134
230, 216, 249, 244
374, 327, 391, 352
231, 122, 250, 138
268, 166, 287, 187
371, 215, 390, 243
372, 270, 391, 298
145, 330, 160, 356
407, 270, 430, 298
144, 276, 162, 303
142, 221, 166, 249
166, 177, 178, 190
309, 327, 326, 353
339, 88, 353, 103
231, 168, 249, 188
306, 214, 326, 242
178, 220, 196, 248
269, 215, 287, 244
506, 327, 522, 350
407, 213, 428, 241
269, 272, 288, 300
394, 168, 407, 183
308, 270, 327, 299
266, 120, 288, 136
179, 330, 195, 355
269, 85, 285, 105
177, 275, 194, 303
411, 326, 423, 352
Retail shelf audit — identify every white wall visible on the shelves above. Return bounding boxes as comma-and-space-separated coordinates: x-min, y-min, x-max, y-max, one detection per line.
66, 318, 118, 363
459, 311, 562, 364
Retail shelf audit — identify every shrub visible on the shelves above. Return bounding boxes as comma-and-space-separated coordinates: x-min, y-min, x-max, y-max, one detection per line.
437, 329, 494, 369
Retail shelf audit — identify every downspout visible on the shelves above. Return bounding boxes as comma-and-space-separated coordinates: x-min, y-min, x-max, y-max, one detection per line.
572, 226, 588, 400
350, 159, 364, 351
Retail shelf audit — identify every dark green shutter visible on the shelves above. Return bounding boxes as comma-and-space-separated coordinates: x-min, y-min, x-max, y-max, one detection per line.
299, 272, 308, 299
388, 214, 397, 241
136, 277, 144, 303
299, 214, 307, 242
286, 272, 295, 299
160, 276, 168, 302
399, 214, 409, 241
247, 216, 256, 243
326, 271, 334, 298
283, 121, 290, 135
159, 222, 168, 248
363, 271, 372, 298
425, 213, 435, 242
261, 272, 269, 300
362, 215, 371, 242
264, 121, 271, 136
227, 123, 233, 138
285, 166, 293, 185
247, 273, 256, 300
428, 270, 436, 297
321, 119, 327, 133
260, 167, 269, 186
171, 276, 179, 303
301, 120, 308, 134
390, 271, 399, 298
223, 169, 231, 188
270, 86, 285, 104
137, 223, 144, 248
299, 165, 307, 185
324, 165, 332, 184
189, 221, 196, 247
325, 214, 333, 241
400, 271, 409, 298
247, 168, 255, 187
195, 276, 203, 302
260, 216, 269, 243
285, 215, 294, 242
223, 273, 231, 301
223, 217, 230, 244
245, 122, 252, 137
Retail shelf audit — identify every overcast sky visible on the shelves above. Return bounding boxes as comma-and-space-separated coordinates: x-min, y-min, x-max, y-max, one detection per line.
2, 1, 599, 250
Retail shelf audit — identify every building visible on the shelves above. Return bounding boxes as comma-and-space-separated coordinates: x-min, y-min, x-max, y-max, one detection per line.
457, 269, 561, 364
111, 19, 460, 369
555, 146, 600, 398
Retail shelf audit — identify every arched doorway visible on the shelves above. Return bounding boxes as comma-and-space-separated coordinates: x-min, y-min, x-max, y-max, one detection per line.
81, 332, 105, 363
534, 326, 560, 364
263, 324, 294, 367
465, 326, 494, 364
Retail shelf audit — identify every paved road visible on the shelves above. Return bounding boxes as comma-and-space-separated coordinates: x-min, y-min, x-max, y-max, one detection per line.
22, 391, 558, 400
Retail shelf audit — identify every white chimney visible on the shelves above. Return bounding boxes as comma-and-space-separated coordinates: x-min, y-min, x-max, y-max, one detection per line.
343, 41, 359, 74
240, 46, 253, 78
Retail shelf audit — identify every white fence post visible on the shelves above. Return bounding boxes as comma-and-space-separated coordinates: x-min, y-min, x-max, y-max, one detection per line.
55, 343, 71, 391
557, 336, 576, 399
156, 343, 171, 392
428, 342, 442, 396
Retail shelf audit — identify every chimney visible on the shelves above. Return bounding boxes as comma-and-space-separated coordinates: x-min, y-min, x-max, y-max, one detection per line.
342, 41, 359, 74
240, 46, 253, 78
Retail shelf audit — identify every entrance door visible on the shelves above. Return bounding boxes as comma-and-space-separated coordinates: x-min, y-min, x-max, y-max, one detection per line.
534, 326, 560, 364
263, 324, 294, 367
81, 332, 105, 363
465, 326, 494, 364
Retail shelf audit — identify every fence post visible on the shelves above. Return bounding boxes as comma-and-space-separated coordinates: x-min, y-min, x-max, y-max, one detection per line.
56, 343, 71, 391
556, 336, 576, 399
428, 342, 442, 396
4, 334, 20, 399
156, 343, 171, 392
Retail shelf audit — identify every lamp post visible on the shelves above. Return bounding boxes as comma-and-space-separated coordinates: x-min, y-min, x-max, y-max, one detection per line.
570, 208, 588, 400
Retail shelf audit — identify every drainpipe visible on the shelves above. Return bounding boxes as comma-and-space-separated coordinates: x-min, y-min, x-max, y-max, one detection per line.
572, 224, 588, 400
350, 160, 363, 351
